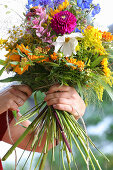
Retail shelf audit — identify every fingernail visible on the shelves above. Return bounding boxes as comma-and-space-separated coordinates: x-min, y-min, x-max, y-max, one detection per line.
53, 104, 56, 108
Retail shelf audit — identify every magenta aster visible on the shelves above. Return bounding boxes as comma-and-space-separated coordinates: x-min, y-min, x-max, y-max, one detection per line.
51, 11, 77, 35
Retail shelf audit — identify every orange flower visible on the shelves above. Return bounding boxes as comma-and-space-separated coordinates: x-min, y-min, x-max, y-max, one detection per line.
28, 55, 49, 62
28, 55, 39, 60
66, 58, 77, 64
100, 31, 113, 41
66, 57, 85, 70
50, 52, 58, 60
37, 56, 49, 63
6, 49, 20, 62
13, 65, 29, 75
16, 44, 30, 55
76, 60, 85, 70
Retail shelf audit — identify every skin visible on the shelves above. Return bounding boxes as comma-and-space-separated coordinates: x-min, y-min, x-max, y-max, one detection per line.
1, 84, 86, 152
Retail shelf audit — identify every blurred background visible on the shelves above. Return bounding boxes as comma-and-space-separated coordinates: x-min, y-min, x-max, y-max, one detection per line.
0, 0, 113, 169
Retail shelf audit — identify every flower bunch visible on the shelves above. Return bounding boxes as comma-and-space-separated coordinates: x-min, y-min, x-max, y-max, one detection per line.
0, 0, 113, 169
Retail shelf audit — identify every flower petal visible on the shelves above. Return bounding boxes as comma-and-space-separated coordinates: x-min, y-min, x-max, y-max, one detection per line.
61, 42, 72, 57
53, 42, 63, 53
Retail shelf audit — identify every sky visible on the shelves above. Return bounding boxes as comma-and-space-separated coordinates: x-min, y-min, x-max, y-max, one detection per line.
0, 0, 113, 167
93, 0, 113, 29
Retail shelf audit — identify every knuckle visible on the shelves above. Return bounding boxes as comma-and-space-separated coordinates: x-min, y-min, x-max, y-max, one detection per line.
8, 99, 13, 105
71, 93, 76, 99
57, 98, 62, 103
9, 88, 16, 94
26, 85, 32, 93
17, 98, 24, 106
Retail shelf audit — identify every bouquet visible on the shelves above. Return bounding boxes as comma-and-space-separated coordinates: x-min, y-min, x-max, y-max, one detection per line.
0, 0, 113, 169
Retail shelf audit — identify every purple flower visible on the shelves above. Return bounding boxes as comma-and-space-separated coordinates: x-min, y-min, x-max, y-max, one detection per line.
26, 0, 39, 9
77, 0, 93, 10
54, 0, 65, 7
51, 11, 77, 35
39, 0, 53, 8
26, 0, 53, 9
75, 28, 81, 33
92, 4, 101, 17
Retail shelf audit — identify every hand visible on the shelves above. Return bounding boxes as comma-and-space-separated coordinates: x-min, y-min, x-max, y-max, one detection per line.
0, 84, 32, 114
44, 84, 86, 119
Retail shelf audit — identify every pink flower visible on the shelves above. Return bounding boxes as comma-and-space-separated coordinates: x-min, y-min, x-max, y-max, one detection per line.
35, 6, 47, 20
51, 11, 77, 35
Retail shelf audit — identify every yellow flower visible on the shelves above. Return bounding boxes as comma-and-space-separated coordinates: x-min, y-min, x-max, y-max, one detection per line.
0, 38, 7, 45
83, 25, 107, 55
50, 0, 69, 16
101, 58, 108, 67
101, 58, 111, 77
103, 67, 111, 77
75, 44, 80, 52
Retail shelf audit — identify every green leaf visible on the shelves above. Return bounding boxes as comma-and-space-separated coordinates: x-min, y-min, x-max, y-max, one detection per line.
0, 76, 21, 83
90, 55, 105, 68
12, 110, 17, 119
76, 80, 83, 99
0, 59, 5, 65
6, 11, 11, 14
17, 48, 26, 58
10, 61, 19, 65
0, 66, 6, 76
28, 53, 33, 55
45, 62, 59, 67
4, 5, 8, 8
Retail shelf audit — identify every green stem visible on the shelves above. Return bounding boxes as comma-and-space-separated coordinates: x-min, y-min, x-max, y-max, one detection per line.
39, 153, 48, 170
60, 114, 87, 164
2, 105, 48, 161
61, 149, 66, 170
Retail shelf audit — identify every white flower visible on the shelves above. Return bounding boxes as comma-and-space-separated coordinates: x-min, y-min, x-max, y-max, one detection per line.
53, 33, 83, 57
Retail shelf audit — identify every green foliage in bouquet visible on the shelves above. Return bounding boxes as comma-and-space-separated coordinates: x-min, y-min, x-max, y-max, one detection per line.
0, 0, 113, 169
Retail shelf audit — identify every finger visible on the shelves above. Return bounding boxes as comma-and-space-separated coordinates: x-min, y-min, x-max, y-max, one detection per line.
44, 92, 71, 101
8, 100, 19, 111
14, 97, 25, 107
9, 88, 29, 102
53, 104, 81, 119
48, 84, 74, 93
46, 98, 72, 106
11, 85, 32, 97
6, 91, 25, 108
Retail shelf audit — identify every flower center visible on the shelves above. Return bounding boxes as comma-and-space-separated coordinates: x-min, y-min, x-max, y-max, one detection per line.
61, 15, 66, 19
65, 37, 70, 42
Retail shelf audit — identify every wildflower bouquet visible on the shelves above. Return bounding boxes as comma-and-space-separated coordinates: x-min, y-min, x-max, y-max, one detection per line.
0, 0, 113, 169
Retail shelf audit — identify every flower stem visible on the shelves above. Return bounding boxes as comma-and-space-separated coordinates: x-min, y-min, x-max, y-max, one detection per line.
2, 105, 48, 161
51, 107, 72, 153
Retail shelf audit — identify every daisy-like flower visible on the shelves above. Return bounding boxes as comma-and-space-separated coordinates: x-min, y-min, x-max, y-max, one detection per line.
53, 33, 83, 57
